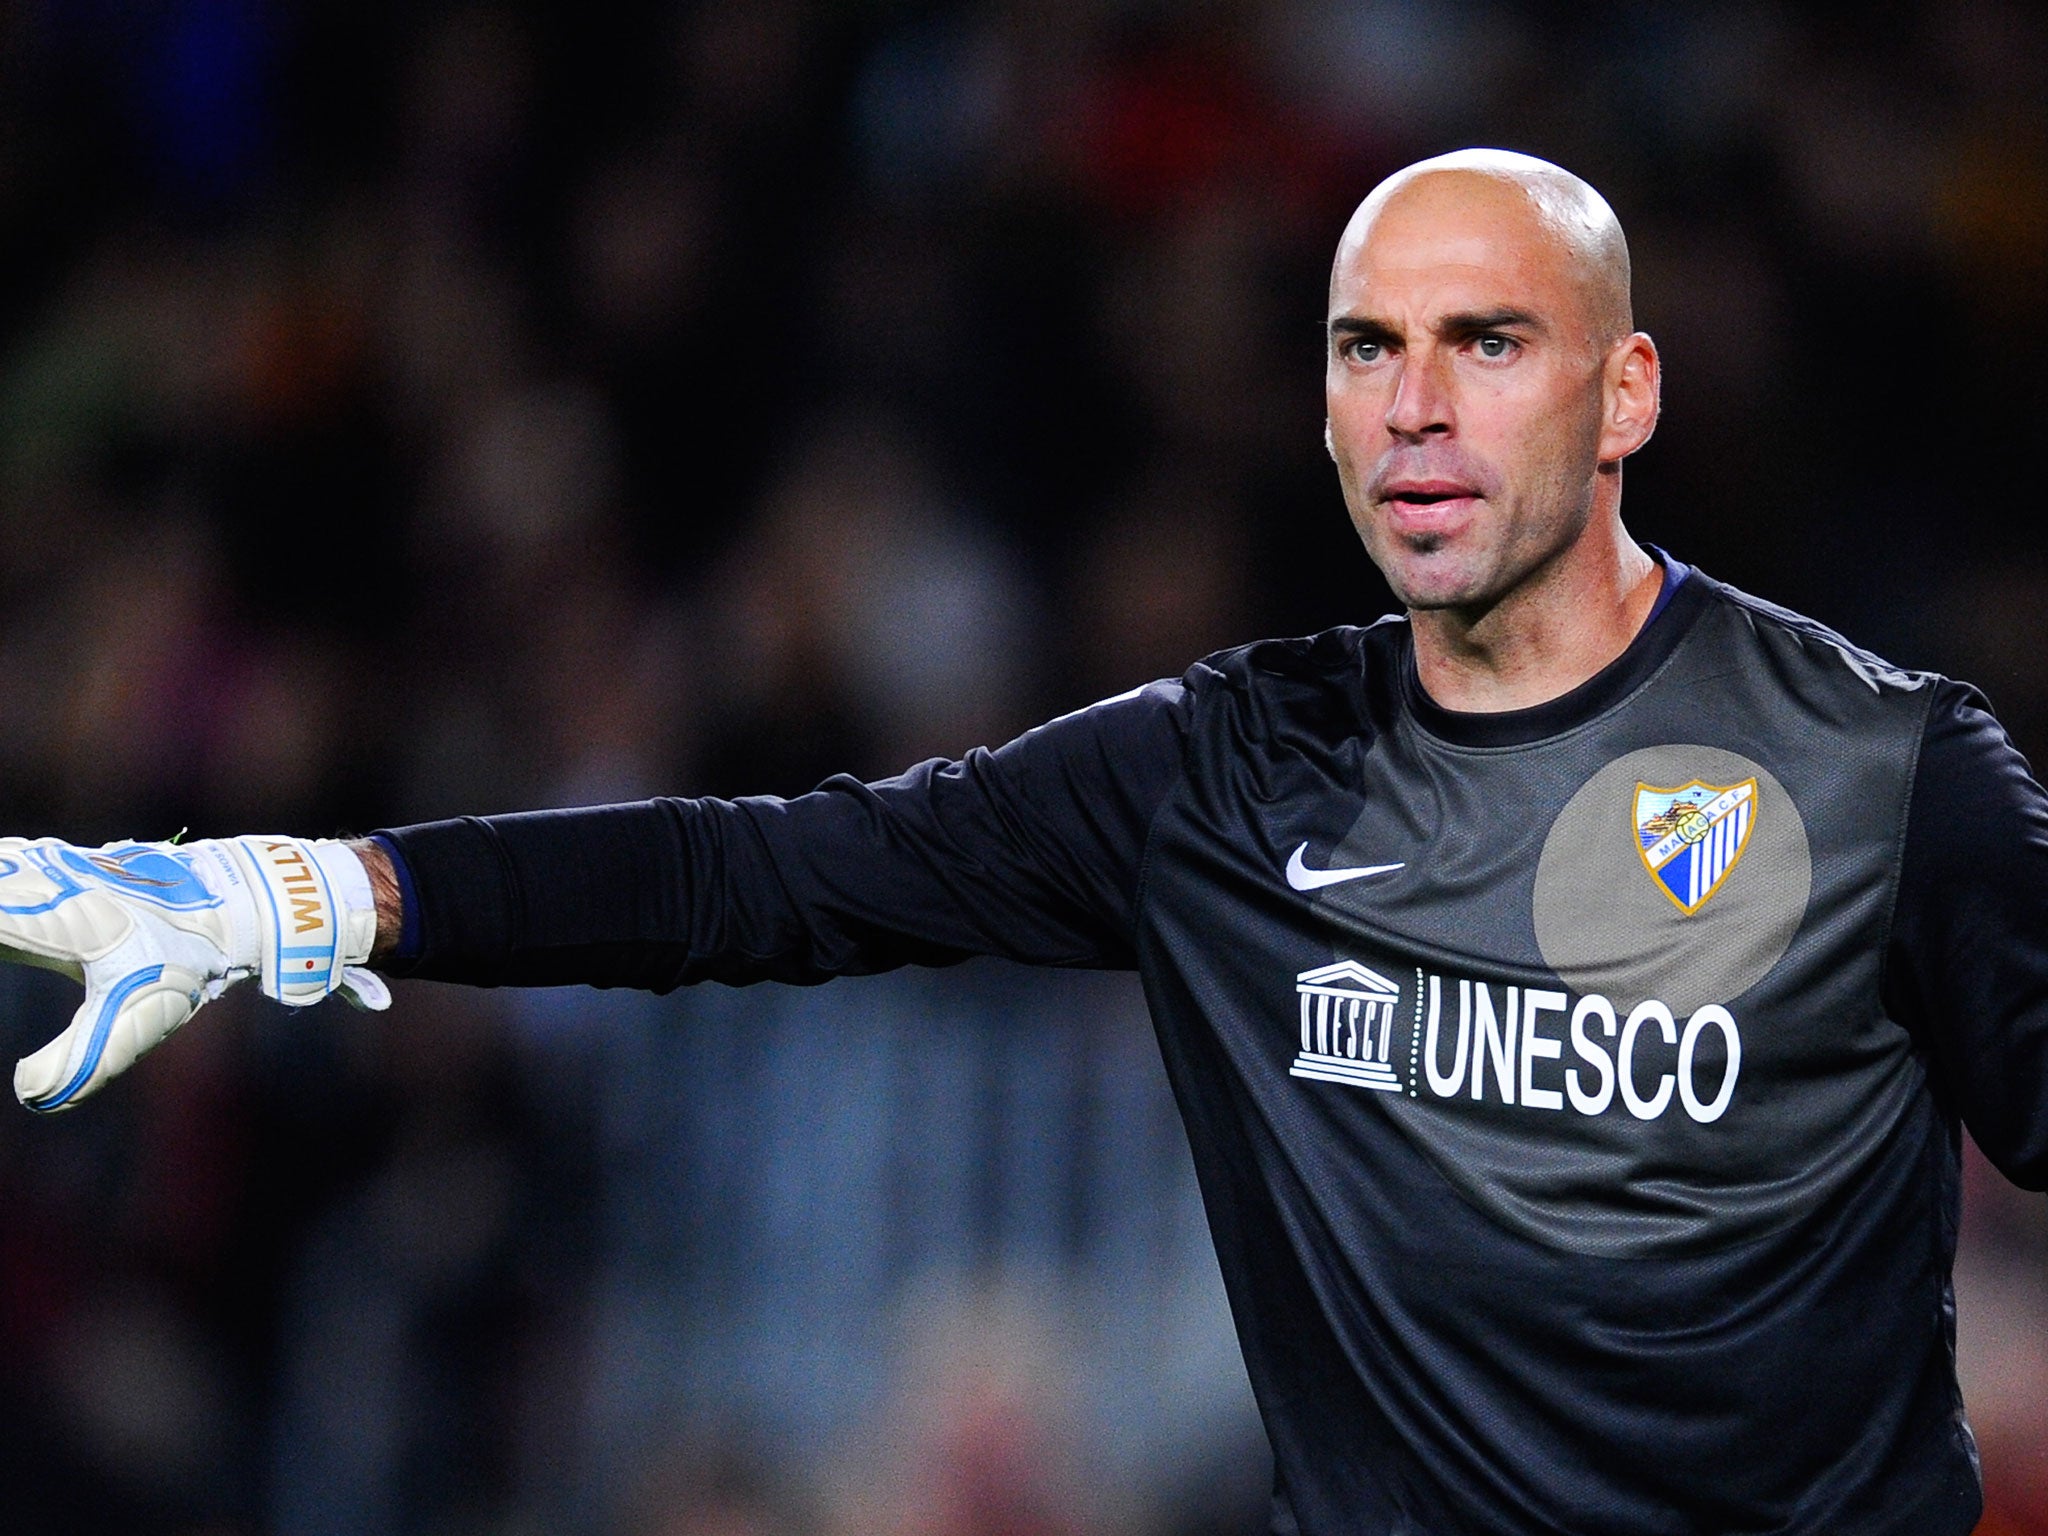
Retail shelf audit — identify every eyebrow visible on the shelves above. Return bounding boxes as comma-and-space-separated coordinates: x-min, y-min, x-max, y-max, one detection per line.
1327, 316, 1400, 348
1438, 307, 1547, 340
1327, 308, 1549, 347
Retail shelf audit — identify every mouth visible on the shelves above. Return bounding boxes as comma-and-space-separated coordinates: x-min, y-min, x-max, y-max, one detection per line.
1377, 480, 1482, 535
1382, 479, 1478, 505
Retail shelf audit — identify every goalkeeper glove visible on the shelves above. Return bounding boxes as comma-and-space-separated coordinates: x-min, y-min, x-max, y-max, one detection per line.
0, 835, 389, 1113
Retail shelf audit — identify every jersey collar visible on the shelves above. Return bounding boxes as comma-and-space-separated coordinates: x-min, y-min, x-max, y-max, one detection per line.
1400, 546, 1705, 749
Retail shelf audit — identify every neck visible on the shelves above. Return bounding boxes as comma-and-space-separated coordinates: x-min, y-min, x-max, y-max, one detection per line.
1409, 521, 1661, 715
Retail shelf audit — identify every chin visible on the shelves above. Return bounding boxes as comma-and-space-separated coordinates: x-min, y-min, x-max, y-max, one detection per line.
1400, 588, 1490, 615
1386, 560, 1496, 613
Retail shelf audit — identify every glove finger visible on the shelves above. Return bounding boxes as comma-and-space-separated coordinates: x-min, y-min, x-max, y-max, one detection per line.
0, 859, 132, 971
14, 963, 201, 1114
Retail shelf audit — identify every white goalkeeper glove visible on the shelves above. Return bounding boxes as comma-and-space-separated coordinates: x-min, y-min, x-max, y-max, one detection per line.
0, 835, 389, 1113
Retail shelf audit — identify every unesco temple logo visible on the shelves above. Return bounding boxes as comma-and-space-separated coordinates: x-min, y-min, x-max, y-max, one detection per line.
1289, 960, 1403, 1093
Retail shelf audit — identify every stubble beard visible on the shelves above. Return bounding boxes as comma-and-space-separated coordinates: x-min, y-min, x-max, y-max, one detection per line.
1360, 472, 1600, 619
1352, 494, 1512, 613
1359, 410, 1606, 617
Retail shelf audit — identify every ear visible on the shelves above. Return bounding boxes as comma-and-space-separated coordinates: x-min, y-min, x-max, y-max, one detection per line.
1597, 332, 1660, 464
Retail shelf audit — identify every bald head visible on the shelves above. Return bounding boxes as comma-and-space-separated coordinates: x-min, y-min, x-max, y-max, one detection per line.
1321, 148, 1663, 629
1334, 149, 1633, 349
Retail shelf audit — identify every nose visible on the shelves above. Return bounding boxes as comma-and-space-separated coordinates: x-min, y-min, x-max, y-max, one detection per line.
1384, 352, 1453, 441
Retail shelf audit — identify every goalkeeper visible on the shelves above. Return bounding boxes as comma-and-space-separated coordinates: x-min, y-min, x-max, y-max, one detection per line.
6, 150, 2047, 1536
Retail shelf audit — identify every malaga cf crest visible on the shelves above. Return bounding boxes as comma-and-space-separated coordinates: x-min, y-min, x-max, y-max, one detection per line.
1634, 778, 1757, 915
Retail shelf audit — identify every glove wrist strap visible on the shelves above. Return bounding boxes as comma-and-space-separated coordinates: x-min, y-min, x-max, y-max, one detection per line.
309, 840, 377, 967
223, 836, 378, 1006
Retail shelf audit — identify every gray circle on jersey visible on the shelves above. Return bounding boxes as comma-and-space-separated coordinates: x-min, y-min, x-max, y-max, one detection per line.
1532, 745, 1810, 1014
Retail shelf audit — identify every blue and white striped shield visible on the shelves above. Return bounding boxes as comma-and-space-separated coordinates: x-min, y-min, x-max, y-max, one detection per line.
1634, 778, 1758, 915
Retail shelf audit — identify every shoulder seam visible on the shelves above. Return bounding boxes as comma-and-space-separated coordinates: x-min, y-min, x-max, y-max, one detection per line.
1129, 674, 1202, 951
1705, 576, 1942, 694
1872, 675, 1948, 1022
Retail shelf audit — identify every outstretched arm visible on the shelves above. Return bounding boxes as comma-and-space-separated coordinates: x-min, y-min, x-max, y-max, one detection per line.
356, 681, 1191, 992
6, 677, 1193, 1110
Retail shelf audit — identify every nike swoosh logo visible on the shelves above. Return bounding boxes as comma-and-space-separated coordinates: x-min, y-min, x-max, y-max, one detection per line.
1285, 843, 1405, 892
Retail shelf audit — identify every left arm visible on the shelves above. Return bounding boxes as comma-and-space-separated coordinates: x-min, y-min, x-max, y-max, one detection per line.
1884, 679, 2048, 1188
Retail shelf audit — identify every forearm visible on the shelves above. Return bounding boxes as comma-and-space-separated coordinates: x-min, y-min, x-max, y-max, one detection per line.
363, 776, 1151, 991
370, 802, 702, 989
351, 837, 407, 963
365, 787, 1054, 992
352, 684, 1185, 992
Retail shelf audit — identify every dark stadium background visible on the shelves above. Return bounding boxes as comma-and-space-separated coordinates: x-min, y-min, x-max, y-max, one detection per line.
0, 2, 2043, 1532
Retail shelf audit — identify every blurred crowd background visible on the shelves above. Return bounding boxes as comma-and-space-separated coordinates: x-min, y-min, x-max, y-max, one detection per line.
0, 0, 2044, 1532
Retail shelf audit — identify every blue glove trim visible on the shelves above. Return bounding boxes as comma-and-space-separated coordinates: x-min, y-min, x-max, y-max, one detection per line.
26, 963, 167, 1112
61, 845, 220, 911
0, 847, 91, 916
0, 845, 223, 919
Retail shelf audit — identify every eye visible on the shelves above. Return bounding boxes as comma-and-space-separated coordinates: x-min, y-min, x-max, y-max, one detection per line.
1342, 337, 1384, 364
1473, 334, 1517, 360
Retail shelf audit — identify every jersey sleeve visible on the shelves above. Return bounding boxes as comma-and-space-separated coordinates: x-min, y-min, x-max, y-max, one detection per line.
1885, 677, 2048, 1189
372, 680, 1191, 991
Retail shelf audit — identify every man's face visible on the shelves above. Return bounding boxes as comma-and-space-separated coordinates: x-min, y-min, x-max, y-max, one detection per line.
1324, 175, 1617, 614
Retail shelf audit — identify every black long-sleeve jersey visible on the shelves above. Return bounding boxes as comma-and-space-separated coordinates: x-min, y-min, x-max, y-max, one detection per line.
379, 560, 2048, 1535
